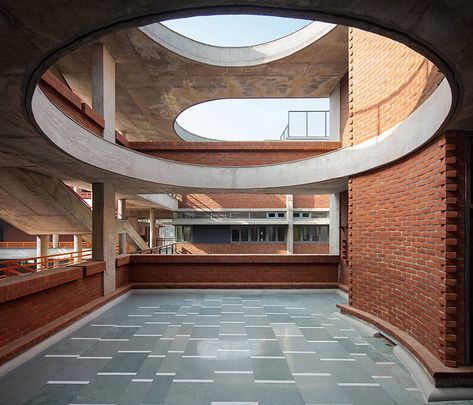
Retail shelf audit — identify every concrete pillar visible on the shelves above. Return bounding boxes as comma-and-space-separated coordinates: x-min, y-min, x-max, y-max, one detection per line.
92, 43, 115, 143
149, 208, 156, 248
92, 183, 116, 294
36, 235, 48, 270
329, 193, 341, 255
52, 234, 59, 249
117, 198, 127, 254
286, 194, 294, 254
73, 234, 83, 262
329, 82, 340, 141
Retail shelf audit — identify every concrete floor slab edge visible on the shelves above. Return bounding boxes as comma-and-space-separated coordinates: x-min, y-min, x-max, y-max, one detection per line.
337, 311, 473, 402
0, 291, 132, 379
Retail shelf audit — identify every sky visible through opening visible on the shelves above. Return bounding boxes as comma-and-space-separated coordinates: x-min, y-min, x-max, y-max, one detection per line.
163, 15, 328, 141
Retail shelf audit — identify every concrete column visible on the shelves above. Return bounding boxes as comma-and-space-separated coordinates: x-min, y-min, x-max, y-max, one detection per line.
52, 234, 59, 249
329, 81, 340, 141
329, 193, 341, 255
73, 235, 83, 262
117, 198, 127, 254
92, 43, 115, 143
36, 235, 48, 270
92, 183, 116, 294
286, 194, 294, 254
149, 208, 156, 248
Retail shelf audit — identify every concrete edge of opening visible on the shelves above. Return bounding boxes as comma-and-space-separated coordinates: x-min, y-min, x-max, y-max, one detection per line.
337, 307, 473, 402
139, 21, 335, 67
31, 78, 451, 193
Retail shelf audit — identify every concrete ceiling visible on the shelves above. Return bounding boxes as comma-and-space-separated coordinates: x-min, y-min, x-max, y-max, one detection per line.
0, 1, 472, 196
54, 25, 348, 141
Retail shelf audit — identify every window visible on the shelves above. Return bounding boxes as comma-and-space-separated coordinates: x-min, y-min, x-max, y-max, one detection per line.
232, 228, 240, 242
241, 227, 249, 241
277, 226, 286, 242
230, 226, 286, 243
294, 225, 329, 242
176, 225, 192, 242
267, 212, 285, 219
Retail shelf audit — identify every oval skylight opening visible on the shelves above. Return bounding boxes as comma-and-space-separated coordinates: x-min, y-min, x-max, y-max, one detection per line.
161, 15, 313, 47
175, 98, 330, 142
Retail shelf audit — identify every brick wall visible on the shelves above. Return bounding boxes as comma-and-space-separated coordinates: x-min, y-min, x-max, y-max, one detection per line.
2, 222, 35, 242
293, 194, 329, 208
176, 242, 288, 255
179, 194, 287, 209
293, 243, 329, 254
131, 141, 340, 166
179, 193, 329, 210
345, 29, 444, 146
339, 190, 349, 290
0, 265, 105, 362
128, 254, 339, 288
348, 133, 465, 367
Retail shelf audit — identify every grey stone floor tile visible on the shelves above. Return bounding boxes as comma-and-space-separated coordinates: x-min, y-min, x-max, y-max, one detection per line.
142, 375, 174, 404
252, 357, 293, 380
163, 380, 211, 405
249, 340, 283, 356
0, 292, 449, 405
24, 384, 87, 405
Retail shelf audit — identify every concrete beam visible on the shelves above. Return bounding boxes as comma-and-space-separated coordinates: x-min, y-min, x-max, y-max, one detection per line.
92, 43, 115, 143
92, 183, 115, 294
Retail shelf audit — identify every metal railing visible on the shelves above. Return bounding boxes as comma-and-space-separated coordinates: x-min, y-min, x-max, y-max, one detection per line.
280, 110, 330, 140
0, 241, 92, 249
0, 248, 92, 278
133, 243, 177, 255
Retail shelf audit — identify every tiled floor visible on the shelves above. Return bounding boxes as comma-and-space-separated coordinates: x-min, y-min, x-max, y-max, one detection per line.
1, 291, 472, 405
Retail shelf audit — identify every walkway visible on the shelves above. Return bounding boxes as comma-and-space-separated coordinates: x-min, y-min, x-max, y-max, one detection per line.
0, 291, 469, 405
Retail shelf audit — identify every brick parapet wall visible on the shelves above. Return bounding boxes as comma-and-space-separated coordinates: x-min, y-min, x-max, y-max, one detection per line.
176, 242, 329, 255
131, 141, 340, 167
348, 133, 466, 367
128, 254, 339, 288
0, 262, 106, 362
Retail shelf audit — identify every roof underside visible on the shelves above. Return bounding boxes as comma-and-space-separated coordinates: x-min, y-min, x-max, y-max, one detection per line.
54, 24, 348, 142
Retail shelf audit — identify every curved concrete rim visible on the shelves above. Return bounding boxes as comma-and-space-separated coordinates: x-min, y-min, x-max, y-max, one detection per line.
173, 120, 221, 142
139, 21, 336, 67
31, 78, 452, 191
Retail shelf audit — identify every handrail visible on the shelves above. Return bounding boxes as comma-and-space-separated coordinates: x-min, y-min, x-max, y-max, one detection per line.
280, 110, 330, 140
132, 242, 177, 255
67, 185, 92, 210
0, 241, 92, 249
0, 248, 92, 278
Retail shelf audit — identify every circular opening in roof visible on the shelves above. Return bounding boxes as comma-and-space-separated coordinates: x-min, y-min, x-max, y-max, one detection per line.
175, 98, 330, 142
161, 15, 313, 47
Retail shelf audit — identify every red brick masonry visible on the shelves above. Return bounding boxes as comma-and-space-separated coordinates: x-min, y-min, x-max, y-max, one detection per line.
127, 254, 339, 289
